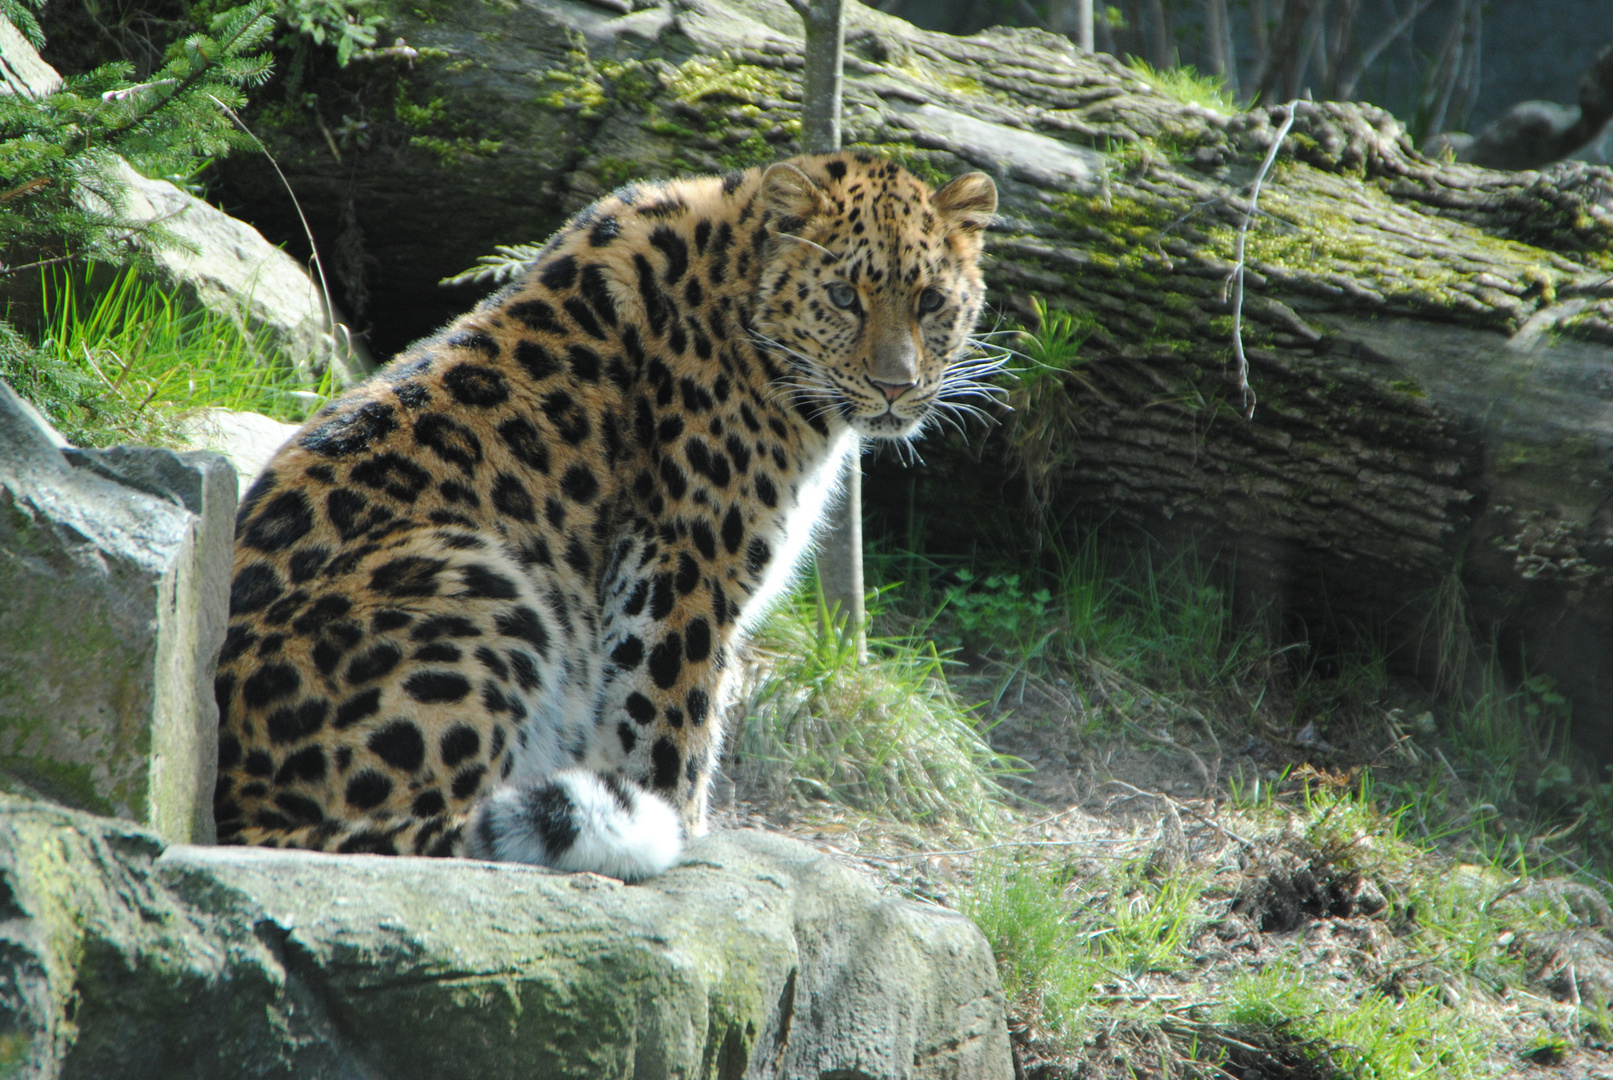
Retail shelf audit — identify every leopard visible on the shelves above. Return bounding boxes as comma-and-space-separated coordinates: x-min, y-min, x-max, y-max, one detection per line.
212, 151, 999, 881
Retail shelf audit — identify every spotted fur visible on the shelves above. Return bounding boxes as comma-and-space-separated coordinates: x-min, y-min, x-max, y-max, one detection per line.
213, 153, 999, 880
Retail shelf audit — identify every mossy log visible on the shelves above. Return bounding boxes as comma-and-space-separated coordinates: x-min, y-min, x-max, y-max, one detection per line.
217, 0, 1613, 751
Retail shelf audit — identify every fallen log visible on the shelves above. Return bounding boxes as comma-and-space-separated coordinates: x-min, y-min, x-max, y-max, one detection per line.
210, 0, 1613, 753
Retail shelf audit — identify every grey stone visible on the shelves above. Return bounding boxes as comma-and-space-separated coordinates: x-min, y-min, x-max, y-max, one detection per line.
179, 407, 301, 499
88, 156, 374, 388
0, 380, 236, 843
0, 795, 1013, 1080
0, 14, 60, 98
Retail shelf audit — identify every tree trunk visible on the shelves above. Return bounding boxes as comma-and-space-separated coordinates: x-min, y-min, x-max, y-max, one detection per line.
215, 0, 1613, 754
789, 0, 867, 663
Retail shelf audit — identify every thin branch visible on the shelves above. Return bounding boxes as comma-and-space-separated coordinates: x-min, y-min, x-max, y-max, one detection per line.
1222, 102, 1296, 421
208, 95, 351, 375
1337, 0, 1438, 100
68, 3, 270, 157
0, 253, 77, 276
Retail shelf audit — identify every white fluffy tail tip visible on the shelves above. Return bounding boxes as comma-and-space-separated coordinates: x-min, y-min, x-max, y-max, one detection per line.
463, 769, 683, 882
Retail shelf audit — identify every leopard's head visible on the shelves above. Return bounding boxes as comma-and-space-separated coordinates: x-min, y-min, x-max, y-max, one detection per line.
752, 153, 998, 441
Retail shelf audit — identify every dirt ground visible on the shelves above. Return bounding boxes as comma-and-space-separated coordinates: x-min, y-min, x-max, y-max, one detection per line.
713, 669, 1613, 1080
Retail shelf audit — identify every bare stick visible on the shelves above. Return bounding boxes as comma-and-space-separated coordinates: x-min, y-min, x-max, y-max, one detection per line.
1144, 0, 1170, 68
209, 95, 353, 381
1223, 102, 1295, 421
785, 0, 845, 155
1204, 0, 1231, 81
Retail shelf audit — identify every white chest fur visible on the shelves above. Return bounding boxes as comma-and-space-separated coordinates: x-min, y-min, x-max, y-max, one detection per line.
736, 425, 859, 634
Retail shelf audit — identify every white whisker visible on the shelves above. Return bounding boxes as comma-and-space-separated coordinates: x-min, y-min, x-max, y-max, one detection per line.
941, 383, 1010, 405
937, 400, 999, 425
775, 233, 838, 259
931, 409, 968, 438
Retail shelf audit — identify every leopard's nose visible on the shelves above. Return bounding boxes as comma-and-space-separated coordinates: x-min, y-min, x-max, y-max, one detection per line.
870, 379, 915, 402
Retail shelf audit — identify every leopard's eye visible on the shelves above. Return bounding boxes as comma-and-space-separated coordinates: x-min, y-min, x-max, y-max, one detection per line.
918, 287, 945, 313
827, 282, 858, 309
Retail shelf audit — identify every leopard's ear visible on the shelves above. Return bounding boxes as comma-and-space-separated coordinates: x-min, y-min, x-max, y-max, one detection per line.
932, 172, 998, 234
761, 162, 830, 223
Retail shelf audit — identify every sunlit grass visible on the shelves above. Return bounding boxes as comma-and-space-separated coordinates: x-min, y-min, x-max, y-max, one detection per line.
728, 580, 1016, 834
1126, 58, 1236, 114
1222, 967, 1488, 1080
4, 262, 329, 447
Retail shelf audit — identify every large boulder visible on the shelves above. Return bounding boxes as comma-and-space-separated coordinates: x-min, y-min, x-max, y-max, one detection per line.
179, 408, 301, 499
0, 795, 1013, 1079
0, 380, 235, 844
86, 156, 374, 387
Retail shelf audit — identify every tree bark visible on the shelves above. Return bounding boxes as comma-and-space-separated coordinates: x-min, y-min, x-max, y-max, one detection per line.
787, 0, 867, 663
215, 0, 1613, 753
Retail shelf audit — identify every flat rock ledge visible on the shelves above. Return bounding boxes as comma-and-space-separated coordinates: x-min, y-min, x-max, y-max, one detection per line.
0, 795, 1011, 1079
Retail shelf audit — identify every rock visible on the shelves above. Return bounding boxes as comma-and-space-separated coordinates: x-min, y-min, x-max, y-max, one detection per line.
0, 14, 58, 97
0, 795, 1013, 1079
179, 407, 302, 499
87, 156, 374, 388
0, 379, 235, 844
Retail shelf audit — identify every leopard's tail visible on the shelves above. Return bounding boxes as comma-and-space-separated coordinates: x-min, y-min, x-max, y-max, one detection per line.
460, 769, 684, 883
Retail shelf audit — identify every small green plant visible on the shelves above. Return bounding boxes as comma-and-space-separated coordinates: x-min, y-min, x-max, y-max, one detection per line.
1015, 295, 1097, 386
729, 582, 1013, 832
1002, 296, 1099, 522
939, 569, 1054, 661
6, 263, 326, 446
278, 0, 382, 68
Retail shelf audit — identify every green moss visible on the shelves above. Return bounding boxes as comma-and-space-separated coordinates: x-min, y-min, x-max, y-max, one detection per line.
409, 135, 502, 166
394, 83, 445, 128
645, 117, 698, 139
535, 64, 606, 114
717, 131, 790, 171
0, 1032, 29, 1075
664, 54, 787, 107
1494, 435, 1600, 474
844, 142, 954, 187
1051, 160, 1558, 330
1388, 379, 1427, 398
0, 754, 114, 818
596, 59, 659, 112
592, 155, 643, 190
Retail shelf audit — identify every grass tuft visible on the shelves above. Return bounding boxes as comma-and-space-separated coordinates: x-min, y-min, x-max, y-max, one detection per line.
4, 263, 327, 447
1125, 58, 1237, 114
960, 855, 1102, 1040
728, 583, 1015, 834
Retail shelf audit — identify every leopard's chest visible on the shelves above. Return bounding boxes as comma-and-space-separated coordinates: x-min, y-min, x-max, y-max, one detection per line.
734, 424, 858, 634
